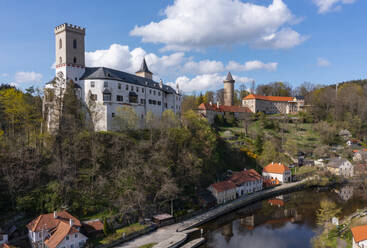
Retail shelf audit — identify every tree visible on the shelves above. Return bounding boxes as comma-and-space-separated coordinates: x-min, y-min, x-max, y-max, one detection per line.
114, 106, 138, 131
316, 199, 341, 226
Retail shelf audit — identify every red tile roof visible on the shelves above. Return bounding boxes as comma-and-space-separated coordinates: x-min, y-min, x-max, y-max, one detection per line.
230, 169, 262, 185
263, 163, 290, 174
210, 180, 236, 193
351, 225, 367, 243
83, 220, 104, 233
44, 221, 79, 248
197, 103, 220, 111
27, 211, 81, 232
243, 94, 294, 102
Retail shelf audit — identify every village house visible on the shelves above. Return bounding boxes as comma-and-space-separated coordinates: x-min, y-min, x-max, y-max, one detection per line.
353, 150, 367, 163
208, 180, 237, 204
242, 94, 304, 114
229, 169, 263, 197
326, 157, 354, 177
262, 162, 292, 184
27, 211, 87, 248
351, 225, 367, 248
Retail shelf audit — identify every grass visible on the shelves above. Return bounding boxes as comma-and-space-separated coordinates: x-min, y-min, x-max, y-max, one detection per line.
139, 243, 157, 248
293, 166, 317, 176
90, 223, 149, 245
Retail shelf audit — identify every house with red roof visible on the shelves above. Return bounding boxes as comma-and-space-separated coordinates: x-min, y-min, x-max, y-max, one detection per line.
242, 94, 304, 114
262, 162, 292, 184
351, 225, 367, 248
26, 211, 87, 248
196, 102, 251, 124
208, 180, 237, 204
229, 169, 263, 197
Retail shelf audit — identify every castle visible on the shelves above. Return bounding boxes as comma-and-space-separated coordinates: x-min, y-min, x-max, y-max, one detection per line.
43, 23, 182, 132
242, 94, 304, 114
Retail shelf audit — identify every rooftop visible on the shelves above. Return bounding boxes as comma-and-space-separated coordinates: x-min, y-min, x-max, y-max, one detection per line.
351, 225, 367, 243
243, 94, 294, 102
263, 163, 290, 174
44, 221, 79, 248
210, 180, 236, 193
26, 211, 81, 232
230, 169, 262, 185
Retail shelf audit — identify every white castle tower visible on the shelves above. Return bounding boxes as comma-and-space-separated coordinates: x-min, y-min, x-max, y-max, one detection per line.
54, 23, 86, 86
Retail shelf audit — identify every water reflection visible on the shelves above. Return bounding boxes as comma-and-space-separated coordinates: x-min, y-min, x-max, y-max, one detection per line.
201, 185, 367, 248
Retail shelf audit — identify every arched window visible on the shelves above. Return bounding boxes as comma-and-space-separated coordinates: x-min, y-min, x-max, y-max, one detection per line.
73, 39, 77, 49
73, 57, 77, 64
59, 56, 62, 64
59, 39, 62, 49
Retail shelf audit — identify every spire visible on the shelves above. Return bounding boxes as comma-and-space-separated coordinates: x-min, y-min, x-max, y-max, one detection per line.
224, 72, 234, 82
136, 58, 152, 74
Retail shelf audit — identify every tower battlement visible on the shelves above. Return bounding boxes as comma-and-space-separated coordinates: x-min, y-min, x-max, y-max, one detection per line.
54, 23, 85, 35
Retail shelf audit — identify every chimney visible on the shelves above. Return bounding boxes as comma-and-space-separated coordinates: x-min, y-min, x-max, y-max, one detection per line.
54, 211, 58, 219
209, 101, 212, 106
159, 79, 163, 88
69, 219, 73, 227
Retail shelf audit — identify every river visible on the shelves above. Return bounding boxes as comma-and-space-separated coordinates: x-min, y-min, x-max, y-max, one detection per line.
199, 184, 367, 248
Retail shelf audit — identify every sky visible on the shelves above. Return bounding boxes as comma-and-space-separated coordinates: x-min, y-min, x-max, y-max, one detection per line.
0, 0, 366, 93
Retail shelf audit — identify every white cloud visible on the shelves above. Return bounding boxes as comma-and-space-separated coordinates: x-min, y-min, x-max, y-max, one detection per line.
167, 73, 253, 93
130, 0, 306, 51
313, 0, 356, 14
14, 71, 43, 83
1, 73, 8, 77
85, 44, 185, 78
317, 57, 331, 67
183, 60, 225, 74
227, 60, 278, 72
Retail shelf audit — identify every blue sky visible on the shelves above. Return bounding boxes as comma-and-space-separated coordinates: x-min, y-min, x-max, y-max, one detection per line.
0, 0, 366, 93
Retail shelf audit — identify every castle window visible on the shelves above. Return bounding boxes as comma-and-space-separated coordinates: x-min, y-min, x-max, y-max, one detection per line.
73, 39, 77, 49
153, 90, 156, 95
126, 85, 128, 90
136, 87, 139, 92
104, 81, 108, 88
142, 88, 145, 93
158, 92, 161, 96
91, 81, 95, 88
116, 95, 123, 102
73, 57, 77, 64
118, 83, 121, 90
140, 99, 144, 104
129, 92, 138, 103
112, 113, 115, 117
59, 39, 62, 49
158, 101, 161, 105
103, 93, 111, 101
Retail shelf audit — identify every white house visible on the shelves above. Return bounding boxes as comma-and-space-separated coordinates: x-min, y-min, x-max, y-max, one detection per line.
44, 23, 182, 132
27, 211, 87, 248
208, 180, 237, 204
326, 157, 354, 177
351, 225, 367, 248
229, 169, 263, 197
262, 162, 291, 184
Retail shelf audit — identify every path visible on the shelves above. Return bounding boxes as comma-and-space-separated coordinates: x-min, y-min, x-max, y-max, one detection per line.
116, 179, 310, 248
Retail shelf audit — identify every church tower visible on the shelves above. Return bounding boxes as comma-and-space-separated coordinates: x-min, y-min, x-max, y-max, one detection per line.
223, 72, 235, 106
54, 23, 86, 85
135, 58, 153, 80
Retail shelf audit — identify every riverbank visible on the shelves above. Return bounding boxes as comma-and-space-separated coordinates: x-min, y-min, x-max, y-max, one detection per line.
116, 178, 313, 248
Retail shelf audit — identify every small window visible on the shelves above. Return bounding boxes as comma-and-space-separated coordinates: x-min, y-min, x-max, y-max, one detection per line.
59, 38, 62, 49
73, 57, 77, 64
149, 89, 152, 94
158, 92, 161, 96
91, 81, 95, 88
131, 86, 134, 91
136, 87, 139, 92
103, 93, 111, 101
142, 88, 145, 93
126, 85, 129, 90
117, 95, 123, 102
112, 113, 115, 117
66, 236, 69, 240
165, 103, 168, 108
158, 101, 161, 106
153, 91, 156, 96
141, 99, 144, 104
149, 99, 152, 104
75, 77, 78, 82
118, 83, 121, 90
104, 81, 108, 88
73, 39, 77, 49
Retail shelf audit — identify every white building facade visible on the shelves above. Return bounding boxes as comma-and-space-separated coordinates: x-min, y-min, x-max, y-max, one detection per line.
44, 23, 182, 132
229, 169, 263, 197
262, 163, 292, 184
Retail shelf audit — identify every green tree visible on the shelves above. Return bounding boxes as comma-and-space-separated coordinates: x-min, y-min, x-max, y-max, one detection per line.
316, 199, 341, 226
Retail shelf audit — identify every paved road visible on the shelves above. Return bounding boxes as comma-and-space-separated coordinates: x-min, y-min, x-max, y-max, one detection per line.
116, 179, 308, 248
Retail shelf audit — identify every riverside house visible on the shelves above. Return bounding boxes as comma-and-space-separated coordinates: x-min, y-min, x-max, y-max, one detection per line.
208, 180, 237, 204
262, 162, 292, 184
229, 169, 263, 197
351, 225, 367, 248
326, 157, 354, 177
27, 211, 87, 248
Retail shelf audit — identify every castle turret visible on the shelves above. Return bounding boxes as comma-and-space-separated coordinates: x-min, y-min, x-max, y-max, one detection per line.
135, 58, 153, 80
223, 72, 235, 106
